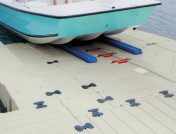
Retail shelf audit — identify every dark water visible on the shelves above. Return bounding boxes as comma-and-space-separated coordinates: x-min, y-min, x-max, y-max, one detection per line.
0, 100, 7, 113
0, 26, 26, 44
0, 0, 175, 44
139, 0, 176, 40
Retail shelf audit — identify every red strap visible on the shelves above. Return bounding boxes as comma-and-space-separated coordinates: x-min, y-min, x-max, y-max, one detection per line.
98, 53, 116, 58
86, 48, 102, 52
112, 58, 129, 64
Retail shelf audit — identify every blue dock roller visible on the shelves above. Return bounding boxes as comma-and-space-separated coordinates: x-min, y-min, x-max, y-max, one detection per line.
60, 45, 97, 63
101, 36, 142, 55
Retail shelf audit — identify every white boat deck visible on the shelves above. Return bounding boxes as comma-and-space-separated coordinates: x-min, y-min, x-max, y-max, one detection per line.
0, 29, 176, 134
1, 0, 161, 17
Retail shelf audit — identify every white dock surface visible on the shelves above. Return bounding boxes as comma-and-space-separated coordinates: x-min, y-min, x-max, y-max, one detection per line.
0, 29, 176, 134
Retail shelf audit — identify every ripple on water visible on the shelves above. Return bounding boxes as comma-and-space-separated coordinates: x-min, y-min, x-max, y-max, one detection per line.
139, 0, 176, 40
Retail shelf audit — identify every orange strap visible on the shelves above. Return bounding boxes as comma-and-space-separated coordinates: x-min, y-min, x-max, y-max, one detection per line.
111, 58, 129, 64
98, 53, 116, 58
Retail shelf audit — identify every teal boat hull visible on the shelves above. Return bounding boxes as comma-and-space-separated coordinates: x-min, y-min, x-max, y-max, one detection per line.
0, 4, 156, 44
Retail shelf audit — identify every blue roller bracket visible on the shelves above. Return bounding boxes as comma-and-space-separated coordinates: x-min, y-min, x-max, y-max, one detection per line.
101, 36, 142, 55
60, 45, 97, 63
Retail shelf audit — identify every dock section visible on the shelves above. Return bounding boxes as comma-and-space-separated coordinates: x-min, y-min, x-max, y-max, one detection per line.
0, 29, 176, 134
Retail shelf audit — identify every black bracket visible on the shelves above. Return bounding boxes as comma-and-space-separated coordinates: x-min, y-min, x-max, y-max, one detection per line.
126, 99, 141, 107
146, 42, 157, 46
88, 108, 103, 117
46, 90, 62, 96
97, 96, 114, 103
159, 90, 174, 98
82, 83, 96, 89
74, 123, 94, 132
47, 60, 59, 64
34, 101, 47, 109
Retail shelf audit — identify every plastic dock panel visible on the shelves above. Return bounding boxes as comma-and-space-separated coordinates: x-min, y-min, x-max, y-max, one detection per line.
60, 45, 97, 63
101, 36, 142, 55
1, 29, 176, 134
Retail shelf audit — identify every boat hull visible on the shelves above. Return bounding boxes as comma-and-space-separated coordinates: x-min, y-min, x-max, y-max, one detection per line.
0, 4, 156, 44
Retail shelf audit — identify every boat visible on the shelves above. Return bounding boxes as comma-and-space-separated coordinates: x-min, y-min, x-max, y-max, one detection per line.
0, 0, 161, 44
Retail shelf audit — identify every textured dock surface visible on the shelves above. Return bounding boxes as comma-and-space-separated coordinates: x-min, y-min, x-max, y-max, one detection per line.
0, 29, 176, 134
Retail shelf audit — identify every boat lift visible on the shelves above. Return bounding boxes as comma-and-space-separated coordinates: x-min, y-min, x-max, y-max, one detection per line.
59, 36, 142, 63
59, 45, 97, 63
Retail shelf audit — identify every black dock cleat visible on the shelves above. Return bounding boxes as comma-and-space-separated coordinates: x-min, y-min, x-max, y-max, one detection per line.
46, 90, 62, 96
75, 123, 94, 132
34, 101, 47, 109
126, 99, 141, 107
88, 108, 103, 117
159, 90, 174, 98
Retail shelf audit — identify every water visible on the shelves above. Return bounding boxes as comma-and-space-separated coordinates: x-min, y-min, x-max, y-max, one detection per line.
0, 100, 7, 113
0, 26, 26, 44
0, 0, 175, 44
139, 0, 176, 40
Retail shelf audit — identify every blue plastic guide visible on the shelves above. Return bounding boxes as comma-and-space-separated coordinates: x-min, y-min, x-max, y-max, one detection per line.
60, 45, 97, 63
101, 36, 142, 55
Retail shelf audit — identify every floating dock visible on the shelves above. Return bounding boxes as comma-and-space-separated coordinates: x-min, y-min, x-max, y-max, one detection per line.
1, 29, 176, 134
